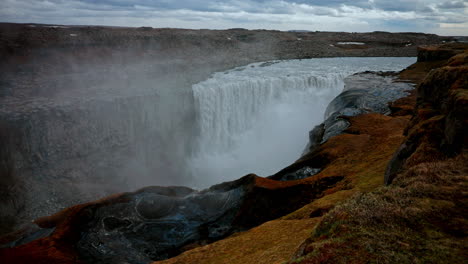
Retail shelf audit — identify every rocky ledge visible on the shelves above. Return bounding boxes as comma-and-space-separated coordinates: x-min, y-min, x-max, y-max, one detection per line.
0, 39, 467, 263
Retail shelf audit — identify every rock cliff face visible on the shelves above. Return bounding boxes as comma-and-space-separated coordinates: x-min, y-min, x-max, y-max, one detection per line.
385, 44, 468, 184
0, 76, 196, 233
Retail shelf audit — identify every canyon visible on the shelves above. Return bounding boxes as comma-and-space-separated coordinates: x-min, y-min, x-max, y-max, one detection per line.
0, 23, 466, 263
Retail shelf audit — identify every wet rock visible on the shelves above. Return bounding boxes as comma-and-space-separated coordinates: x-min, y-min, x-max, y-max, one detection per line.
74, 184, 247, 263
102, 217, 131, 231
274, 166, 321, 181
0, 173, 346, 264
302, 124, 324, 156
303, 72, 414, 154
321, 114, 351, 143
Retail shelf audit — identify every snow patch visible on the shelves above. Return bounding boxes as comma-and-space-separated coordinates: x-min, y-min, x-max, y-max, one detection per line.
44, 25, 69, 28
337, 42, 365, 45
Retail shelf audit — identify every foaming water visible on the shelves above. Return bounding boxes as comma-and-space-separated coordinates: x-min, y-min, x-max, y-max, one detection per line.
189, 57, 416, 188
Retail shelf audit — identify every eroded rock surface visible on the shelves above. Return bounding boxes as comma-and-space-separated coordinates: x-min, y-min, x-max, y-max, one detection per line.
303, 72, 414, 154
385, 44, 468, 184
77, 185, 243, 263
0, 173, 344, 263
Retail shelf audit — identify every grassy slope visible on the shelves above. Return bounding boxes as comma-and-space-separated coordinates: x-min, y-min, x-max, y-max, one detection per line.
291, 155, 467, 264
155, 219, 320, 264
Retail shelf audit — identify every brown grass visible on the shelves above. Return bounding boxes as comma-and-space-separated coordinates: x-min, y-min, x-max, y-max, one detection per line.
291, 154, 468, 264
154, 219, 320, 264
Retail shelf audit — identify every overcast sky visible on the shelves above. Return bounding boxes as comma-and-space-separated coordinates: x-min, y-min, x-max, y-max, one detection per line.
1, 0, 467, 35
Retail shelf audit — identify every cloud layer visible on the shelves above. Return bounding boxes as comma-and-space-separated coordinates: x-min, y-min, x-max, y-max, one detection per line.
1, 0, 467, 35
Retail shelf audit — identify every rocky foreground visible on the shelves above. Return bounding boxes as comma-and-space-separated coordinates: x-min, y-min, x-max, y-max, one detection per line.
0, 41, 466, 263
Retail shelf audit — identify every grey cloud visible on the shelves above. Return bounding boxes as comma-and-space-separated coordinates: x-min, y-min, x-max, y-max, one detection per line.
0, 0, 467, 35
437, 1, 467, 9
288, 0, 371, 8
371, 0, 428, 12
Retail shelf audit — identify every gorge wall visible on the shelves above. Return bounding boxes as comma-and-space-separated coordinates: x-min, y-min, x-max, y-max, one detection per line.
0, 23, 452, 236
0, 31, 466, 263
0, 60, 422, 264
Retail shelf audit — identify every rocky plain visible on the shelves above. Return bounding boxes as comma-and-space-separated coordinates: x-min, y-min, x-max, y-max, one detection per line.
0, 22, 467, 263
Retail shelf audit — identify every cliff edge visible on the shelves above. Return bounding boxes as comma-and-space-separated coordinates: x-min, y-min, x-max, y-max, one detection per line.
289, 43, 467, 264
0, 43, 467, 264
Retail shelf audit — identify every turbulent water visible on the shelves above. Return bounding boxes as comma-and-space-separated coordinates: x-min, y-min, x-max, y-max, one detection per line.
189, 57, 416, 187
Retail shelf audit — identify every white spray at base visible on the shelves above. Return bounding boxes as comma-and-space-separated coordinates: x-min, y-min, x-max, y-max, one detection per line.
189, 57, 416, 188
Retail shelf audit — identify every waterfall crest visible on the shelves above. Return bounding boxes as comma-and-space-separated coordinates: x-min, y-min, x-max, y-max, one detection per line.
193, 72, 346, 152
189, 57, 416, 187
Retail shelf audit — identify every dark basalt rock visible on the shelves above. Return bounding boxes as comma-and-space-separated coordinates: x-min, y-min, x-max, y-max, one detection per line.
302, 124, 325, 156
304, 72, 414, 154
384, 142, 416, 185
277, 167, 321, 181
76, 183, 245, 263
0, 225, 55, 249
0, 173, 345, 264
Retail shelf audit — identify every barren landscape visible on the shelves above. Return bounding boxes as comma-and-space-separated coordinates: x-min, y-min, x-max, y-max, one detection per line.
0, 22, 467, 264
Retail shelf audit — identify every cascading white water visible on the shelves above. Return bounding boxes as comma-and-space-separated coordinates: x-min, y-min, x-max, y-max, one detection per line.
189, 57, 416, 188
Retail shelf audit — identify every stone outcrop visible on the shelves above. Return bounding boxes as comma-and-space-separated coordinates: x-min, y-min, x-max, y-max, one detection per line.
417, 43, 467, 62
385, 44, 468, 184
301, 72, 413, 155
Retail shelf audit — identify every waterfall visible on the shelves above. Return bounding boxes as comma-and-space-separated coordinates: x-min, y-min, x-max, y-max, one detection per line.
193, 73, 346, 152
189, 57, 416, 187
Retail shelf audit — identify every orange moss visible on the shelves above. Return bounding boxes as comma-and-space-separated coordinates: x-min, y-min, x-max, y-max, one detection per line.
153, 219, 320, 264
291, 155, 468, 264
0, 192, 131, 264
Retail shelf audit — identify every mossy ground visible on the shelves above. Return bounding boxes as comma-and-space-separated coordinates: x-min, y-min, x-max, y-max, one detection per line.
154, 219, 320, 264
291, 155, 468, 264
